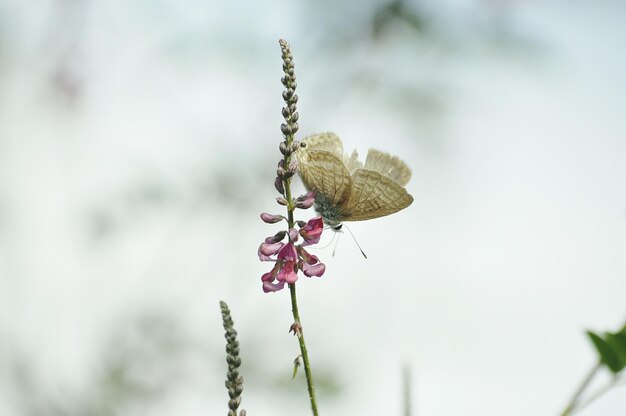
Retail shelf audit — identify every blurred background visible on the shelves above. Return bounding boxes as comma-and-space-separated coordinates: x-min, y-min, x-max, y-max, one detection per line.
1, 0, 625, 415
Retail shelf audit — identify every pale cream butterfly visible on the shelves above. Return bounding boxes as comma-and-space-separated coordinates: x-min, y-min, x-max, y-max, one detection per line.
295, 132, 413, 231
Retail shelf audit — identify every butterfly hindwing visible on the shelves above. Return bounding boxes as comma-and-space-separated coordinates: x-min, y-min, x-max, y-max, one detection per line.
296, 132, 413, 224
343, 149, 363, 174
364, 149, 412, 186
339, 168, 413, 221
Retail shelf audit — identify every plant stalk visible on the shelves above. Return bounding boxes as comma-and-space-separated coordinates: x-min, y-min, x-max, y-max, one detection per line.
289, 283, 319, 416
560, 361, 601, 416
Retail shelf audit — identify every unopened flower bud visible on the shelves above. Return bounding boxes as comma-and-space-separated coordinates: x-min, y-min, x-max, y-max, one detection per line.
291, 141, 300, 153
288, 228, 299, 243
295, 199, 314, 209
295, 191, 315, 209
296, 191, 315, 202
276, 196, 289, 206
274, 176, 285, 194
296, 220, 306, 228
288, 160, 298, 174
281, 123, 292, 136
277, 166, 286, 178
260, 213, 285, 224
265, 230, 286, 243
279, 141, 289, 155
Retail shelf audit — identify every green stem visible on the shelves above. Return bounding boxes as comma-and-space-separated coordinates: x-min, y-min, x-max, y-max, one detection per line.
289, 282, 319, 416
278, 38, 318, 415
284, 174, 295, 226
283, 151, 318, 415
575, 373, 626, 413
560, 361, 601, 416
284, 145, 317, 414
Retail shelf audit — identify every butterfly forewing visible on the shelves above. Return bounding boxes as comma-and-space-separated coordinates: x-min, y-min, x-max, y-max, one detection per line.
339, 169, 413, 221
296, 132, 413, 225
300, 132, 344, 158
297, 150, 352, 206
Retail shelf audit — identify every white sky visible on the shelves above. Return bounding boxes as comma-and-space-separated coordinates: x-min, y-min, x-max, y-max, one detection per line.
1, 1, 625, 415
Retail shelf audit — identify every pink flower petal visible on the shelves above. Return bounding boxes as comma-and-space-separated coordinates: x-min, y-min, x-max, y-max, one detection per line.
258, 252, 274, 262
258, 242, 284, 260
277, 261, 298, 284
277, 242, 297, 262
261, 263, 281, 282
263, 281, 286, 293
297, 246, 319, 265
288, 228, 299, 243
300, 216, 324, 246
302, 262, 326, 277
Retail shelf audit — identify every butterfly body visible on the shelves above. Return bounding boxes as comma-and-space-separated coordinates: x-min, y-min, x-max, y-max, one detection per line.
295, 133, 413, 230
310, 191, 344, 230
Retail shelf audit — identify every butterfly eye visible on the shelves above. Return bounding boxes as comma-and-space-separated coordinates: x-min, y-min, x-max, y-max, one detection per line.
299, 142, 307, 148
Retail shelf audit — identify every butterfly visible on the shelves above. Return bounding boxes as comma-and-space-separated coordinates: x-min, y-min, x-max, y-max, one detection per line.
295, 132, 413, 231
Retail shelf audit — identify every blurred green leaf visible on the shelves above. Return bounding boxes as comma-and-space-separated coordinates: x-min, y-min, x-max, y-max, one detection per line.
587, 330, 626, 374
605, 332, 626, 366
372, 0, 427, 39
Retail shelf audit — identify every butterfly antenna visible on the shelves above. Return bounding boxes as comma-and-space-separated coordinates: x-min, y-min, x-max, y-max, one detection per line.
343, 224, 368, 259
314, 229, 337, 251
332, 231, 341, 257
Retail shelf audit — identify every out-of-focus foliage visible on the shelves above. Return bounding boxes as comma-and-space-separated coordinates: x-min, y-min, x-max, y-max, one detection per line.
7, 314, 187, 416
587, 324, 626, 374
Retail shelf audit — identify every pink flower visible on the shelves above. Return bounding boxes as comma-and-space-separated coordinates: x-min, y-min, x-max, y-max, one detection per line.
299, 217, 324, 246
297, 246, 326, 277
259, 213, 326, 293
259, 242, 299, 290
276, 243, 298, 284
